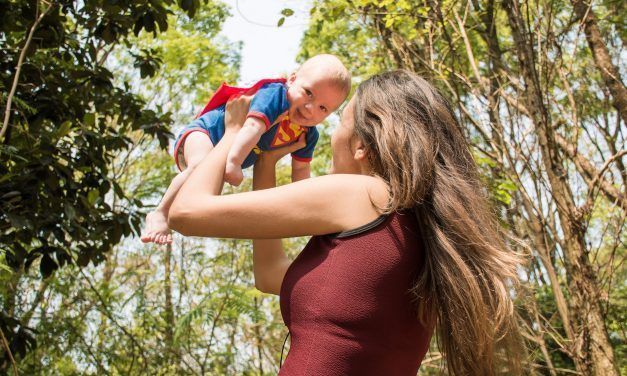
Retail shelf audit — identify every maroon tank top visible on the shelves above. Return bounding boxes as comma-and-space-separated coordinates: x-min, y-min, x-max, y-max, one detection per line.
279, 211, 433, 375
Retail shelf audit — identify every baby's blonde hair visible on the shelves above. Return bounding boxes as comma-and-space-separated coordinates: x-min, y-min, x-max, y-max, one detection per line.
298, 54, 352, 97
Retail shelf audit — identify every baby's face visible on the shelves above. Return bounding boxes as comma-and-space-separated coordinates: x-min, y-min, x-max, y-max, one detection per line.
286, 71, 347, 127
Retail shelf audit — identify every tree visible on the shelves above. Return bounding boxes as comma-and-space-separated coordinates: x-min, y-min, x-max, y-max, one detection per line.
299, 0, 625, 374
0, 0, 234, 369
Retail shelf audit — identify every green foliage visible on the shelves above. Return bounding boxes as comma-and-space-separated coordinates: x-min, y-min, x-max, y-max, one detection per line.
277, 8, 295, 27
301, 0, 626, 373
299, 1, 388, 78
0, 0, 236, 369
0, 0, 623, 373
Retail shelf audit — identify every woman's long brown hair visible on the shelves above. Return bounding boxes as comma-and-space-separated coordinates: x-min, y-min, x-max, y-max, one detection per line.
353, 70, 524, 375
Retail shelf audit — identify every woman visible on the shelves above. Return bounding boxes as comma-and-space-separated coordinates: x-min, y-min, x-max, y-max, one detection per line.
168, 70, 523, 375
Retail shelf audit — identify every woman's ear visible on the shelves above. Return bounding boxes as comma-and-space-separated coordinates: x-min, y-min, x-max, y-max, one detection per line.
352, 138, 367, 161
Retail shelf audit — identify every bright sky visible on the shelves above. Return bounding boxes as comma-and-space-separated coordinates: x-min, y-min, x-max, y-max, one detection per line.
220, 0, 312, 84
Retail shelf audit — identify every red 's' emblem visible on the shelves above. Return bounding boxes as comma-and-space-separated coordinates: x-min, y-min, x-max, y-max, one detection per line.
271, 116, 305, 147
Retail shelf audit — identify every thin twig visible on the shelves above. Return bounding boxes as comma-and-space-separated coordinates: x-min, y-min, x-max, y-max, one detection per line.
0, 326, 18, 376
1, 1, 56, 142
584, 149, 627, 210
75, 267, 149, 369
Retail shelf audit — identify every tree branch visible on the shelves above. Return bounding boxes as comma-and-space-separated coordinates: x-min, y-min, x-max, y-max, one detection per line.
555, 134, 627, 212
0, 326, 18, 376
571, 0, 627, 124
1, 1, 55, 142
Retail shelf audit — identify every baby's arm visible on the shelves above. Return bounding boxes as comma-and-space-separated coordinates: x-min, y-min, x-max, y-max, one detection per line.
291, 158, 311, 182
224, 117, 266, 186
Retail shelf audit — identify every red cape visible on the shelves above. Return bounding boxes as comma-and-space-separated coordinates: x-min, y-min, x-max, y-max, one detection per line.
196, 78, 287, 118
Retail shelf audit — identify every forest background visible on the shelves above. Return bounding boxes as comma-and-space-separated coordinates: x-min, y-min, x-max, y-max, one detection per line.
0, 0, 625, 375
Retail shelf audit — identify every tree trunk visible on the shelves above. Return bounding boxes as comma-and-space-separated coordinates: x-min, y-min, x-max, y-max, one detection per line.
164, 243, 178, 367
571, 0, 627, 125
3, 270, 22, 317
519, 194, 575, 344
253, 297, 264, 375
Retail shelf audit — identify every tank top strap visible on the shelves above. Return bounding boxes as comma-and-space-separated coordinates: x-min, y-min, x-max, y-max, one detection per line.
333, 215, 389, 238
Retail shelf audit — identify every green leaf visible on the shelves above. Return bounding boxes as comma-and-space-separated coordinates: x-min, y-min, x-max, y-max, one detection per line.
0, 263, 13, 274
277, 17, 285, 27
1, 191, 21, 200
77, 251, 90, 267
7, 213, 28, 228
179, 0, 194, 12
83, 113, 96, 127
55, 121, 72, 139
40, 253, 58, 279
500, 179, 517, 192
87, 189, 100, 205
64, 204, 76, 220
281, 8, 294, 17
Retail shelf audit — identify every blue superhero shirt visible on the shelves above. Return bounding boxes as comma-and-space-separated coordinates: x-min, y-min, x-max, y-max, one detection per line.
175, 82, 319, 170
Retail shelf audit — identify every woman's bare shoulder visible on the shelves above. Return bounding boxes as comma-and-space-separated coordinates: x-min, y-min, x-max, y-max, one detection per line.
313, 174, 390, 214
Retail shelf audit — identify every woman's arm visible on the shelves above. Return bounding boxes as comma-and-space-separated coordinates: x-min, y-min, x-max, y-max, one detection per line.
290, 159, 311, 182
251, 138, 306, 295
168, 97, 388, 240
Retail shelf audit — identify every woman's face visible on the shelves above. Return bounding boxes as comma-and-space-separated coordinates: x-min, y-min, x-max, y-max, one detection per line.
330, 97, 362, 174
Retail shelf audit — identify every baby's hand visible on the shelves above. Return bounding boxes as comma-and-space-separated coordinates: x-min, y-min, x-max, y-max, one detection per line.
224, 94, 252, 133
225, 161, 244, 186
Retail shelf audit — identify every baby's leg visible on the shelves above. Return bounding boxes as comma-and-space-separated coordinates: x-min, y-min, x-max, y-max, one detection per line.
141, 132, 214, 244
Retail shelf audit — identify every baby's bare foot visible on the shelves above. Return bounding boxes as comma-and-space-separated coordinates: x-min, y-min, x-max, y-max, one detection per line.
141, 210, 172, 244
225, 163, 244, 186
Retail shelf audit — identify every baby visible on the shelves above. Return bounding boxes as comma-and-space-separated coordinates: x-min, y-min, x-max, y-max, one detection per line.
141, 54, 351, 244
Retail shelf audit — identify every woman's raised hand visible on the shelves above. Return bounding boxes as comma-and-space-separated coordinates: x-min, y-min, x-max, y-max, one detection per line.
257, 133, 307, 165
224, 94, 253, 133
